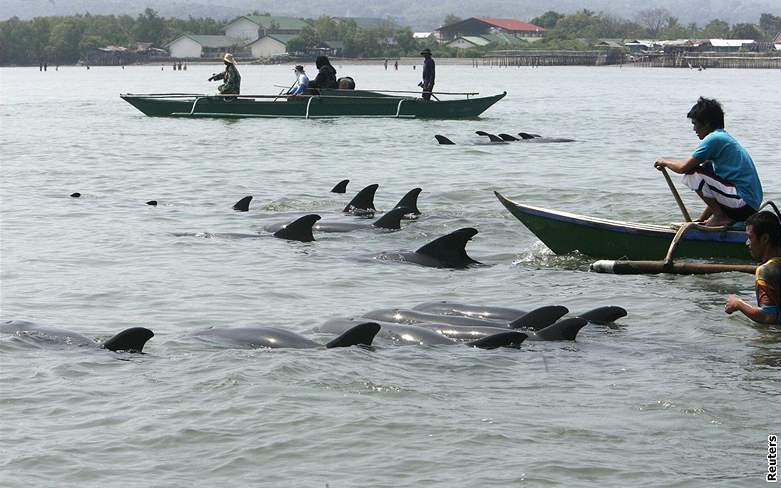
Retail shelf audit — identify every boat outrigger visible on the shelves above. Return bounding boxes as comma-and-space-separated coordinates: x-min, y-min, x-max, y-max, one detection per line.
120, 89, 506, 119
494, 191, 752, 262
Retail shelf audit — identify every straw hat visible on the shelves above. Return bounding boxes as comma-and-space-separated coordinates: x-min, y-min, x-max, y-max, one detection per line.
223, 53, 236, 64
420, 48, 432, 56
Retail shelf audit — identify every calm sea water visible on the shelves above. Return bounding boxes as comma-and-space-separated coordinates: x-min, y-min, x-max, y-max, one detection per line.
1, 63, 779, 487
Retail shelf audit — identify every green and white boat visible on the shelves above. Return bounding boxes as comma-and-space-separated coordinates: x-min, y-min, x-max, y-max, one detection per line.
495, 191, 751, 261
120, 89, 506, 119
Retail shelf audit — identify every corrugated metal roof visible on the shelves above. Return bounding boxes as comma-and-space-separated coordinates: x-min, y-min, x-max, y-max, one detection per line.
709, 39, 754, 47
247, 34, 298, 46
166, 35, 241, 48
475, 17, 544, 32
239, 15, 309, 31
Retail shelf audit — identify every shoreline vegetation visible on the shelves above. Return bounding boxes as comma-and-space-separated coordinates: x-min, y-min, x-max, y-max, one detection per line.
1, 9, 780, 68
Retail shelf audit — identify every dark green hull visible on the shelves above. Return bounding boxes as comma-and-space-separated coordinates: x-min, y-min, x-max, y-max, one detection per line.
495, 192, 750, 261
120, 90, 506, 119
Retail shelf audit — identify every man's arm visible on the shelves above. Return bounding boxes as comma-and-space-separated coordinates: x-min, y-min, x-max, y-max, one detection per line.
725, 294, 778, 324
654, 155, 701, 174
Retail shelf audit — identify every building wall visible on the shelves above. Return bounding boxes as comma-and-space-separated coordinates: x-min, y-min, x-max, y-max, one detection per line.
448, 38, 480, 49
249, 37, 287, 58
168, 37, 202, 58
225, 18, 260, 43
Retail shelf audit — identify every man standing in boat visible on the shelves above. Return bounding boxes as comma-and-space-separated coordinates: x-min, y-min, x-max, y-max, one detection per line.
288, 65, 309, 96
725, 211, 780, 325
654, 97, 763, 227
419, 48, 435, 101
208, 53, 241, 95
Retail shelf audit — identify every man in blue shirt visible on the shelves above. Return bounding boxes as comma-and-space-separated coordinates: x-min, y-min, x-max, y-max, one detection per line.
655, 97, 763, 227
419, 48, 435, 101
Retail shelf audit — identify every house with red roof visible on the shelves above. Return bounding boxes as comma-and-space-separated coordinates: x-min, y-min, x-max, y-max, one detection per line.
436, 17, 545, 42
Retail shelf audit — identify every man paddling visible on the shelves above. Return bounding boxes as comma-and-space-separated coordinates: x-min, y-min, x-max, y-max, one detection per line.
288, 65, 309, 96
654, 97, 763, 227
725, 211, 780, 325
208, 53, 241, 95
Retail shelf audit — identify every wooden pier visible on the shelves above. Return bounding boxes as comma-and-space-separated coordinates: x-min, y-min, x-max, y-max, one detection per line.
483, 49, 626, 67
629, 52, 781, 69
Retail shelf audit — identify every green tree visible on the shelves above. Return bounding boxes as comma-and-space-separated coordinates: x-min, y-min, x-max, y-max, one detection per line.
531, 11, 564, 29
442, 14, 462, 27
134, 8, 167, 45
701, 19, 730, 38
759, 13, 781, 39
730, 23, 763, 40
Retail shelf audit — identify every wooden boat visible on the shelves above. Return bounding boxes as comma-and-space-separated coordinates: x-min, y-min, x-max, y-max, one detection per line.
494, 191, 750, 261
120, 89, 506, 119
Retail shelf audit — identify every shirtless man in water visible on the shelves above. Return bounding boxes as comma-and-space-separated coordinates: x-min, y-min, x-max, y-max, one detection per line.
654, 97, 763, 227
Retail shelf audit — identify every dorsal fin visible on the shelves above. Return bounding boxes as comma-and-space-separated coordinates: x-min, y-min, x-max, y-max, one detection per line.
578, 306, 627, 324
535, 318, 588, 341
101, 327, 154, 353
498, 133, 519, 141
373, 207, 410, 230
475, 130, 491, 137
325, 322, 381, 348
435, 135, 456, 145
331, 179, 349, 193
486, 134, 504, 143
343, 184, 378, 213
509, 305, 569, 330
467, 331, 527, 349
393, 188, 421, 215
233, 196, 253, 212
517, 132, 537, 140
273, 214, 321, 242
415, 227, 481, 268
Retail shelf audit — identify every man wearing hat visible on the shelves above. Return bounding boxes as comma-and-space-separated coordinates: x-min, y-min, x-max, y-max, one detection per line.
208, 53, 241, 95
419, 48, 435, 101
288, 65, 309, 96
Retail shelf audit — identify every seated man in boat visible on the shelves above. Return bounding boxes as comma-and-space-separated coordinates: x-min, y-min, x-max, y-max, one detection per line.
654, 97, 762, 227
308, 56, 338, 91
207, 53, 241, 95
287, 65, 309, 96
725, 211, 781, 325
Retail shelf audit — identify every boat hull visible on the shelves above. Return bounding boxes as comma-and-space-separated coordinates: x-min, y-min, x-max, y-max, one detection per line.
495, 192, 750, 261
120, 90, 506, 119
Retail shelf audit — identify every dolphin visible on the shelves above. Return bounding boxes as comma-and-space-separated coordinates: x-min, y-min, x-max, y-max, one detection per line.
192, 322, 380, 349
233, 196, 253, 212
0, 320, 154, 353
405, 317, 589, 341
320, 317, 527, 349
374, 228, 482, 269
475, 131, 508, 143
331, 179, 349, 193
434, 135, 456, 145
514, 132, 575, 143
362, 305, 568, 330
412, 301, 626, 325
344, 184, 379, 214
393, 188, 422, 216
265, 206, 411, 241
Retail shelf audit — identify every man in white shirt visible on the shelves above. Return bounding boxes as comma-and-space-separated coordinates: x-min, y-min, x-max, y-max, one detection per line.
288, 65, 309, 96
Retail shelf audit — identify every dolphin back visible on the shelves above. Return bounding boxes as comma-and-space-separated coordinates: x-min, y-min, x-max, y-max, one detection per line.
331, 179, 349, 193
233, 196, 253, 212
435, 135, 456, 145
578, 306, 627, 324
373, 207, 410, 230
415, 227, 481, 268
100, 327, 155, 352
325, 322, 381, 348
534, 318, 588, 341
273, 214, 321, 242
467, 331, 527, 349
393, 188, 422, 215
509, 305, 569, 330
343, 184, 379, 213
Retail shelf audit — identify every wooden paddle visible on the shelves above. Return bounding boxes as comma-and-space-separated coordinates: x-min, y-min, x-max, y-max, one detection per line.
656, 164, 692, 222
